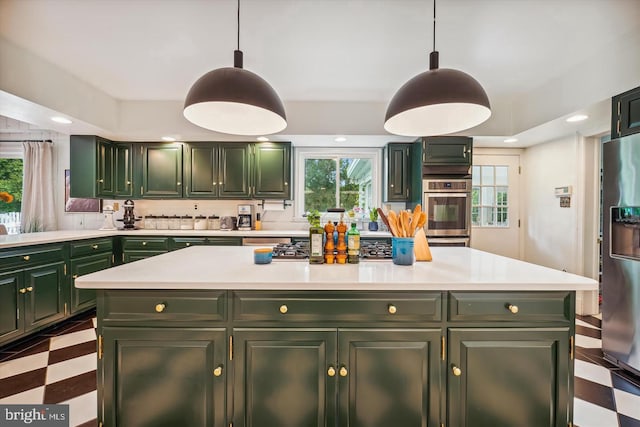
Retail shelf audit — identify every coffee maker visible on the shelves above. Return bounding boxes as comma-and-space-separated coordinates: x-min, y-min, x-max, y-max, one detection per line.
237, 204, 254, 231
119, 199, 140, 229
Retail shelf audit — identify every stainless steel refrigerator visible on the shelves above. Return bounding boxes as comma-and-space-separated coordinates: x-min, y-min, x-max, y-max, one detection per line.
602, 133, 640, 374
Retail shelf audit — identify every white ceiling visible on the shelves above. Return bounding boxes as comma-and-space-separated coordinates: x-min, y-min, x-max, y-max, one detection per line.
0, 0, 639, 147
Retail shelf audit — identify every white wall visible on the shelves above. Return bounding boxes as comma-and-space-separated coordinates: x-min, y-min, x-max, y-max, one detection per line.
521, 134, 581, 273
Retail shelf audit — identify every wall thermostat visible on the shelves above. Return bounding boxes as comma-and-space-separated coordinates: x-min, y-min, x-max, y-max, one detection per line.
555, 186, 572, 197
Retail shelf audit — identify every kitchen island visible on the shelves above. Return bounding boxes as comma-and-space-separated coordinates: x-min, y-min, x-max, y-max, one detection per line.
77, 246, 597, 427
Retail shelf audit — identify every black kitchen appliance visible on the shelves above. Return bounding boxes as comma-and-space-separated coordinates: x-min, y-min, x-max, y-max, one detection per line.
118, 199, 140, 229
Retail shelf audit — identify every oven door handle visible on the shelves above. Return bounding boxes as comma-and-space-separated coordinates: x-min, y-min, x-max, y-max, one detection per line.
427, 238, 470, 244
424, 192, 469, 198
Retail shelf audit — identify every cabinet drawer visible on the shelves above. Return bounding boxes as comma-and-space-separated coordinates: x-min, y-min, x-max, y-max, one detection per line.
172, 237, 207, 249
448, 292, 571, 322
100, 290, 226, 323
122, 237, 169, 251
233, 291, 442, 322
70, 238, 113, 257
0, 244, 65, 269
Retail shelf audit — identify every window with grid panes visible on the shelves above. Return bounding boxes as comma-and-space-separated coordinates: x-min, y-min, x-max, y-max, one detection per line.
471, 165, 509, 227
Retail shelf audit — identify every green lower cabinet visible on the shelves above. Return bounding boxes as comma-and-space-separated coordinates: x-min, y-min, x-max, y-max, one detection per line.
0, 271, 21, 344
102, 327, 226, 427
447, 327, 571, 427
23, 262, 66, 331
233, 328, 337, 427
70, 253, 112, 313
122, 251, 167, 263
338, 329, 442, 427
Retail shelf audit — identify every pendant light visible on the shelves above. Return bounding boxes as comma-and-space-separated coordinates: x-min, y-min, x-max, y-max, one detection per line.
183, 0, 286, 136
384, 0, 491, 137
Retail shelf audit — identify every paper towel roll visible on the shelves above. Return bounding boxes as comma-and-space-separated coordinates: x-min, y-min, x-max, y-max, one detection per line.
263, 201, 286, 211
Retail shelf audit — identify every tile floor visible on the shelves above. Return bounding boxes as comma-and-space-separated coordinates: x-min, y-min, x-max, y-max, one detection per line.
1, 311, 639, 427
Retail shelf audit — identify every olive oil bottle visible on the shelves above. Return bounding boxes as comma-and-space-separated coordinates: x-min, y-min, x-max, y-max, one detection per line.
347, 222, 360, 263
308, 212, 324, 264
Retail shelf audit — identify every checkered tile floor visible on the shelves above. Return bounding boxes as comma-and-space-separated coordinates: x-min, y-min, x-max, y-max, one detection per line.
1, 311, 640, 427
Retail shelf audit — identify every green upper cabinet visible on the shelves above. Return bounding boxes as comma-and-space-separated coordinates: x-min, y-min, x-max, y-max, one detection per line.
184, 143, 219, 198
219, 143, 251, 199
611, 86, 640, 138
253, 142, 291, 199
138, 143, 183, 198
385, 143, 412, 202
422, 136, 472, 166
70, 136, 133, 199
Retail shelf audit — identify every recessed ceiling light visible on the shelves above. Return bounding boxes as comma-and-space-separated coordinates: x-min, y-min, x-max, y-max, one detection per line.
161, 136, 177, 142
566, 114, 588, 123
257, 136, 269, 142
51, 116, 72, 124
504, 138, 518, 143
335, 137, 347, 142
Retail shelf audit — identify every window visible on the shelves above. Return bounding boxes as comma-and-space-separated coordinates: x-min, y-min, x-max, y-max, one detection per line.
472, 165, 508, 227
0, 158, 23, 234
295, 148, 380, 217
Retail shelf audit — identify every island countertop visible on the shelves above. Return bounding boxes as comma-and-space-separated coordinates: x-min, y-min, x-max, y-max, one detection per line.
75, 246, 598, 291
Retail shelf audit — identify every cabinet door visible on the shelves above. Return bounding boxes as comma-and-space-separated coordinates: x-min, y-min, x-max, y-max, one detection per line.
141, 143, 183, 198
253, 142, 291, 199
102, 327, 226, 427
185, 143, 219, 198
338, 329, 442, 427
612, 86, 640, 138
218, 143, 251, 199
114, 143, 133, 197
23, 262, 65, 332
70, 253, 112, 314
122, 251, 167, 264
385, 143, 411, 202
98, 138, 115, 197
0, 270, 22, 345
448, 328, 570, 427
422, 136, 472, 166
233, 329, 337, 427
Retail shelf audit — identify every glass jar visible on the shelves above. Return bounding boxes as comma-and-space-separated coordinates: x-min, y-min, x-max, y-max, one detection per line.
180, 215, 194, 230
168, 215, 181, 230
208, 215, 220, 230
144, 215, 156, 230
194, 215, 208, 230
156, 215, 169, 230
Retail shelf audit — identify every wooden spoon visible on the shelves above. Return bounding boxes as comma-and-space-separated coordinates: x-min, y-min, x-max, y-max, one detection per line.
388, 210, 400, 237
377, 208, 394, 236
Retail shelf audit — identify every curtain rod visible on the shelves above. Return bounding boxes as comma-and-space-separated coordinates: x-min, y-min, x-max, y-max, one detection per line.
0, 139, 53, 143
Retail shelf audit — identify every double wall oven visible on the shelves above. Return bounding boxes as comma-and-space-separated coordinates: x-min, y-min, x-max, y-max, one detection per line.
422, 178, 471, 247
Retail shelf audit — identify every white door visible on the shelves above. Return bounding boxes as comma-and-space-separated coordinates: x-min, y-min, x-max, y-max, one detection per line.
470, 154, 521, 259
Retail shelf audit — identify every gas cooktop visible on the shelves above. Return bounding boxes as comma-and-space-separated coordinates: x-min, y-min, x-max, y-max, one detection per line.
271, 240, 392, 261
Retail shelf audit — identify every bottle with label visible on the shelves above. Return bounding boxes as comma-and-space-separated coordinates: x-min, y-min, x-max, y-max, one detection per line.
347, 222, 360, 263
309, 217, 324, 264
255, 213, 262, 231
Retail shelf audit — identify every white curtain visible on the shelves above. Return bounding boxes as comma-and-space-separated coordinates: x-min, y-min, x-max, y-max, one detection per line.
21, 141, 57, 232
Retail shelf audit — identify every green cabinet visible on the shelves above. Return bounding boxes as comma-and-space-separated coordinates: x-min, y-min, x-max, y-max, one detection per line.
70, 135, 133, 198
0, 270, 21, 344
448, 328, 570, 427
102, 327, 227, 427
385, 143, 412, 202
612, 86, 640, 138
69, 238, 113, 314
138, 143, 183, 198
184, 143, 218, 198
253, 142, 291, 199
422, 136, 472, 167
219, 143, 251, 199
120, 237, 170, 263
233, 328, 336, 427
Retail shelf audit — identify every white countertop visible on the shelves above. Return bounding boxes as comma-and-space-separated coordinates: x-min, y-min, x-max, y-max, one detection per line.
75, 246, 598, 291
0, 229, 393, 249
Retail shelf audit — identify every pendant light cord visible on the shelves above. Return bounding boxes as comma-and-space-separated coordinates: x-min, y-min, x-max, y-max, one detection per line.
237, 0, 240, 51
429, 0, 439, 70
432, 0, 436, 52
234, 0, 243, 68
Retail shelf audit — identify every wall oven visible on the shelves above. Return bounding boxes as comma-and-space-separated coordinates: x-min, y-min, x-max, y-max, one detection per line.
422, 178, 471, 241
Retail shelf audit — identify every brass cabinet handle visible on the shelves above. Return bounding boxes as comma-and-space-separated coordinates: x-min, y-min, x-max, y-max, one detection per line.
186, 243, 191, 247
339, 366, 348, 377
327, 366, 336, 377
19, 288, 27, 294
388, 304, 397, 315
507, 304, 519, 314
177, 182, 181, 186
92, 244, 99, 249
155, 303, 166, 313
284, 182, 288, 186
390, 184, 395, 188
279, 304, 288, 314
72, 274, 79, 279
219, 182, 223, 186
142, 241, 147, 246
97, 179, 104, 183
212, 182, 217, 186
26, 287, 33, 292
452, 365, 462, 376
213, 366, 223, 377
23, 255, 30, 261
126, 181, 131, 185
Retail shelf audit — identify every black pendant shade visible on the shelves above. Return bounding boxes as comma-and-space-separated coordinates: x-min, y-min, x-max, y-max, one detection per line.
183, 2, 286, 136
